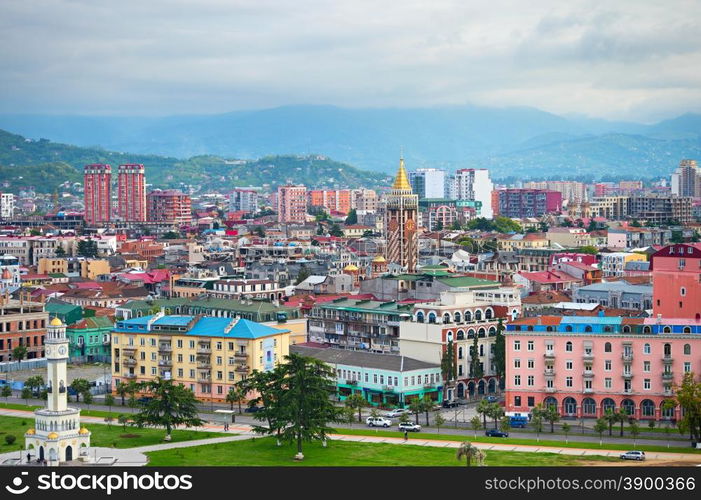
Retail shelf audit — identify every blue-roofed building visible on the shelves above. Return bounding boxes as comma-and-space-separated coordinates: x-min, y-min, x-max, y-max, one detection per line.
111, 313, 292, 402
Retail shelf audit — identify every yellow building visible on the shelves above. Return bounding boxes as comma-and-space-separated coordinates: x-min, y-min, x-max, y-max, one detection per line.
80, 259, 111, 280
38, 258, 68, 276
111, 313, 291, 402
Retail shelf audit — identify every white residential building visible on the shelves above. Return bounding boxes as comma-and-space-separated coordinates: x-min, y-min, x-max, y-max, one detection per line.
453, 169, 494, 219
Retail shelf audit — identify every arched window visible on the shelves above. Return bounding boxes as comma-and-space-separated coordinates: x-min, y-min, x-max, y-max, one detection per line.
565, 341, 573, 352
641, 399, 655, 417
527, 325, 534, 331
488, 327, 496, 337
468, 329, 476, 338
643, 343, 650, 354
664, 343, 671, 356
604, 342, 612, 353
443, 313, 452, 324
643, 326, 651, 334
485, 308, 493, 320
454, 312, 462, 323
622, 325, 631, 333
428, 312, 437, 324
458, 347, 463, 359
663, 326, 671, 333
546, 326, 554, 332
456, 330, 465, 340
416, 311, 425, 323
565, 325, 573, 332
603, 326, 612, 332
465, 311, 472, 322
584, 325, 593, 332
684, 344, 691, 355
683, 327, 691, 334
478, 328, 486, 338
475, 310, 483, 321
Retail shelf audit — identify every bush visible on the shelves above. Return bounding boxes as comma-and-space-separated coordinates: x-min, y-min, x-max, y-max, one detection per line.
5, 435, 16, 445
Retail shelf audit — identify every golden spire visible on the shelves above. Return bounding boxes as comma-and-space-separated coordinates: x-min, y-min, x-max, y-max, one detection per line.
392, 156, 412, 191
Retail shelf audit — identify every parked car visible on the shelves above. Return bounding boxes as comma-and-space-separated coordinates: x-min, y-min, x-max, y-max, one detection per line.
485, 429, 509, 438
384, 408, 409, 418
137, 396, 153, 404
620, 451, 645, 461
398, 422, 421, 432
442, 400, 460, 408
244, 405, 265, 413
366, 416, 392, 427
484, 396, 499, 403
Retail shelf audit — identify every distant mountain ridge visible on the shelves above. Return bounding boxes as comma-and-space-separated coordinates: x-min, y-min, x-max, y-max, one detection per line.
0, 105, 700, 180
0, 129, 389, 194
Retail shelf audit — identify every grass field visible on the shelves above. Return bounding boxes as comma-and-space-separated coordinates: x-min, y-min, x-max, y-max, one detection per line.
335, 427, 701, 454
145, 436, 619, 467
0, 415, 226, 453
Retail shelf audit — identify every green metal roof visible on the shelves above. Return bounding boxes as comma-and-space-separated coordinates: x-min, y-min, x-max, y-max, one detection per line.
315, 298, 413, 315
435, 276, 500, 288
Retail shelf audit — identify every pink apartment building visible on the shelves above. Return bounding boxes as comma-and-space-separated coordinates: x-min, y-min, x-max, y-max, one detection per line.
504, 315, 700, 421
277, 185, 307, 223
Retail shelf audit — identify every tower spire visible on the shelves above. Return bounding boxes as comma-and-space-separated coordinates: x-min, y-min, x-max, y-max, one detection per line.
392, 156, 411, 191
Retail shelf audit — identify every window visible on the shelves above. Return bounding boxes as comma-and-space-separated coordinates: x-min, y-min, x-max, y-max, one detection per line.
514, 375, 521, 386
644, 343, 651, 354
216, 342, 222, 350
566, 360, 573, 370
514, 340, 521, 351
684, 344, 691, 355
189, 340, 195, 349
515, 396, 522, 407
527, 341, 534, 351
565, 342, 572, 352
644, 379, 651, 390
177, 369, 183, 377
374, 374, 378, 384
566, 377, 573, 388
514, 359, 521, 369
643, 361, 650, 372
605, 378, 612, 389
684, 362, 691, 373
681, 287, 686, 296
365, 373, 368, 382
151, 367, 157, 375
527, 375, 534, 386
177, 339, 183, 348
527, 396, 535, 407
527, 359, 534, 369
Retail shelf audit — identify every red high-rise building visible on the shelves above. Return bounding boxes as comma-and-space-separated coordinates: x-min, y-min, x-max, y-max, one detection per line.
147, 189, 192, 225
83, 164, 112, 225
117, 164, 146, 222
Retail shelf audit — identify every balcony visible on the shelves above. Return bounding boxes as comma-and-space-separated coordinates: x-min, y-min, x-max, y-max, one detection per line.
623, 388, 633, 395
621, 353, 633, 362
197, 347, 212, 355
662, 372, 674, 380
582, 352, 594, 361
122, 358, 137, 366
344, 379, 358, 386
543, 369, 555, 376
543, 350, 555, 359
158, 344, 172, 352
124, 373, 137, 379
122, 346, 137, 353
622, 372, 633, 380
382, 385, 395, 392
544, 387, 557, 393
197, 360, 211, 368
661, 355, 673, 364
423, 383, 435, 390
158, 359, 172, 367
583, 370, 594, 378
234, 351, 248, 359
583, 387, 594, 394
235, 366, 249, 373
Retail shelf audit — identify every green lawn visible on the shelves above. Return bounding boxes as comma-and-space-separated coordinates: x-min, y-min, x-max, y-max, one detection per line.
0, 415, 226, 452
146, 436, 619, 466
335, 428, 701, 454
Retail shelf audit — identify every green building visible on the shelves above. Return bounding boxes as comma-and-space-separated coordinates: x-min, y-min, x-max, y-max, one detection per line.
66, 316, 114, 363
45, 300, 83, 326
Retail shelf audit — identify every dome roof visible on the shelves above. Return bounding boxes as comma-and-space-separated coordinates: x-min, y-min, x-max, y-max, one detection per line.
343, 264, 359, 272
50, 317, 63, 327
372, 256, 386, 263
25, 428, 35, 435
79, 427, 90, 435
47, 432, 59, 439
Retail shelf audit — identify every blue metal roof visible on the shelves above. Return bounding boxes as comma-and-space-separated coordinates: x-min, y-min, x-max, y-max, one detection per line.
114, 314, 289, 339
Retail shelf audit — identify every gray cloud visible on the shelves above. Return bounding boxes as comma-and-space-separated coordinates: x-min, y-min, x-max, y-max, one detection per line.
0, 0, 700, 121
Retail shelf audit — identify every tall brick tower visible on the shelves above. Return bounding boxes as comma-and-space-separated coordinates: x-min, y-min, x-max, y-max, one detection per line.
117, 164, 147, 222
384, 157, 419, 273
83, 164, 112, 225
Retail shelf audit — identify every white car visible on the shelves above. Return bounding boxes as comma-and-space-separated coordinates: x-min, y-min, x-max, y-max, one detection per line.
366, 416, 392, 427
398, 422, 421, 432
384, 408, 409, 418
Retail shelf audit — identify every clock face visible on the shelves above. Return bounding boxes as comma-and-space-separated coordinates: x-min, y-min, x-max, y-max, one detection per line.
45, 347, 51, 356
58, 346, 67, 355
388, 220, 398, 232
405, 219, 416, 232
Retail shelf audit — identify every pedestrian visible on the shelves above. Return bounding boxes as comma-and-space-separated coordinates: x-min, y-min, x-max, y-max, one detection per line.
404, 430, 408, 442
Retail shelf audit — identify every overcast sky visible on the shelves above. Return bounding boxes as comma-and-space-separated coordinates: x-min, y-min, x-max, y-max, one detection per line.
1, 0, 700, 122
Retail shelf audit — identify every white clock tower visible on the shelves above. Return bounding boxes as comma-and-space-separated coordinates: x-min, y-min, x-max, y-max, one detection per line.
25, 317, 90, 465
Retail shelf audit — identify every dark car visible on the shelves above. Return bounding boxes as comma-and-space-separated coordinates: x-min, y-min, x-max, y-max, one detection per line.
137, 396, 153, 404
244, 406, 265, 413
484, 396, 499, 403
442, 400, 460, 408
485, 429, 509, 438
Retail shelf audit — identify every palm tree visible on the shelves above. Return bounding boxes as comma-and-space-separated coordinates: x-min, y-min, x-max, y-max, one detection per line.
470, 416, 482, 438
603, 409, 617, 436
477, 399, 491, 428
409, 398, 422, 425
421, 395, 433, 426
226, 386, 245, 413
344, 393, 368, 423
489, 403, 504, 430
456, 442, 485, 467
115, 381, 129, 406
544, 405, 560, 433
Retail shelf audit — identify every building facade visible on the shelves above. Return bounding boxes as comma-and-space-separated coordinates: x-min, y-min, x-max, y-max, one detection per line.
117, 164, 147, 222
496, 189, 562, 218
409, 168, 446, 199
146, 190, 192, 225
453, 169, 494, 218
83, 164, 112, 225
229, 189, 259, 214
650, 243, 701, 320
384, 158, 419, 273
277, 185, 307, 223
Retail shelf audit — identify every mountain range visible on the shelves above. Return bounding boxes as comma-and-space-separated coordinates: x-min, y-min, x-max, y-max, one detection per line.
1, 105, 700, 181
